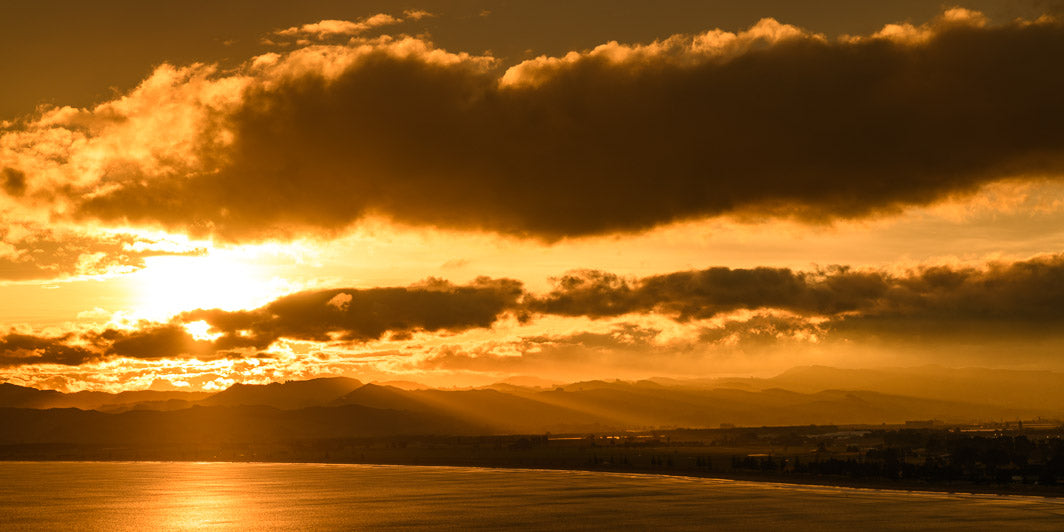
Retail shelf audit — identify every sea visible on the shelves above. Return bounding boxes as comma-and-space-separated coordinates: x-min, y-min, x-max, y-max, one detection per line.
1, 462, 1063, 530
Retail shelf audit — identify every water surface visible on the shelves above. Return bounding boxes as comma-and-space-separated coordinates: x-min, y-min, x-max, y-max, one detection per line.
2, 462, 1063, 530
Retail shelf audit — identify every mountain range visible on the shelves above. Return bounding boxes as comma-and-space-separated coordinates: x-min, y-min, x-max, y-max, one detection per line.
1, 366, 1061, 445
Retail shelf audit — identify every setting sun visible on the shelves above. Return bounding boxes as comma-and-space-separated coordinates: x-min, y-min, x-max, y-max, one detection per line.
128, 251, 290, 321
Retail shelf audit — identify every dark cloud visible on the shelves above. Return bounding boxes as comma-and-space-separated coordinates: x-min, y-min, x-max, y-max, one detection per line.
0, 324, 257, 368
0, 332, 102, 367
86, 325, 218, 360
65, 14, 1064, 240
185, 276, 527, 346
830, 256, 1064, 347
2, 167, 25, 197
534, 254, 1064, 340
531, 267, 889, 320
869, 257, 1064, 321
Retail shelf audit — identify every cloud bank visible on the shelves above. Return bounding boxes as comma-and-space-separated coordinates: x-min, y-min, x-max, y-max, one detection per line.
3, 10, 1064, 240
532, 256, 1064, 324
7, 253, 1064, 369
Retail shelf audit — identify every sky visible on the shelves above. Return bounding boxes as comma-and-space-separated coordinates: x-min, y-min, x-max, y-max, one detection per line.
2, 1, 1064, 392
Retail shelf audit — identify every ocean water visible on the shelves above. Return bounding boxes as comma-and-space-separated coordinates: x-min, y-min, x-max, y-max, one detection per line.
1, 462, 1063, 530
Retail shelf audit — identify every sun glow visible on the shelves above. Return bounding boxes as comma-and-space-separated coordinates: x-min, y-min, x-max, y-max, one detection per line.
128, 248, 294, 321
183, 320, 222, 341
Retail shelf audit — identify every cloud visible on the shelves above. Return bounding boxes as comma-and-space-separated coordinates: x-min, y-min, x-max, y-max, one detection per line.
186, 252, 1064, 360
273, 14, 402, 41
526, 254, 1064, 365
7, 252, 1064, 370
2, 10, 1063, 241
184, 276, 527, 347
2, 167, 25, 197
826, 256, 1064, 349
696, 314, 823, 346
407, 317, 824, 379
0, 225, 205, 281
403, 10, 433, 21
411, 326, 668, 376
326, 292, 352, 310
403, 252, 1064, 375
0, 321, 271, 369
0, 332, 102, 367
534, 254, 1064, 326
87, 324, 219, 360
530, 267, 889, 320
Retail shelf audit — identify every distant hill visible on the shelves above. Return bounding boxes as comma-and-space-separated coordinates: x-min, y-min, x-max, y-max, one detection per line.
496, 375, 557, 388
334, 384, 608, 433
760, 365, 1064, 411
0, 383, 1045, 444
4, 366, 1064, 439
0, 383, 66, 409
639, 366, 1064, 412
0, 383, 209, 410
198, 377, 363, 410
0, 403, 483, 445
332, 384, 426, 411
332, 379, 1050, 433
372, 380, 429, 391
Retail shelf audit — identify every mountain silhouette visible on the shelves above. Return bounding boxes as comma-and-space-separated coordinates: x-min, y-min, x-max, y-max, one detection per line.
334, 384, 605, 433
0, 382, 209, 410
2, 366, 1063, 442
0, 403, 481, 445
198, 377, 363, 409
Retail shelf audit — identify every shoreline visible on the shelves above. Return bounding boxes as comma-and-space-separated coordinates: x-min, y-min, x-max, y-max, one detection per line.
5, 457, 1063, 499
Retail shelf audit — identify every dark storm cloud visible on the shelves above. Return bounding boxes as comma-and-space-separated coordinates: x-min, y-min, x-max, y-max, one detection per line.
184, 277, 526, 346
66, 13, 1064, 240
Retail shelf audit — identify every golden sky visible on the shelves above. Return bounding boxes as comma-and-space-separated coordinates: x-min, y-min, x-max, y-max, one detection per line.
3, 1, 1064, 392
